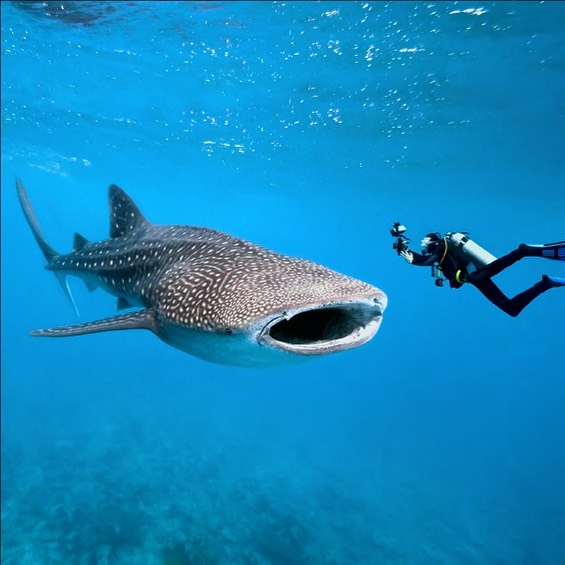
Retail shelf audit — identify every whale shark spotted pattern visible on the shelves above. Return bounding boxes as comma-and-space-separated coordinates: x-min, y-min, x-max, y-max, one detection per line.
17, 180, 387, 366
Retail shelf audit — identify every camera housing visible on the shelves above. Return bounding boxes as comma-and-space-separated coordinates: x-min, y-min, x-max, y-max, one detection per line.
391, 222, 409, 254
390, 222, 407, 237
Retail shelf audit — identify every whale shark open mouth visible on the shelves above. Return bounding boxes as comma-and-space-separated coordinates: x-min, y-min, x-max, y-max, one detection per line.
258, 299, 385, 355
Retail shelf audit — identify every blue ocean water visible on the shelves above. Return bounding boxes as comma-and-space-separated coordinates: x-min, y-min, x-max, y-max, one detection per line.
1, 1, 564, 562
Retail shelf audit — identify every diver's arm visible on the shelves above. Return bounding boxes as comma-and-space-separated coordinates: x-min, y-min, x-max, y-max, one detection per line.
401, 248, 437, 266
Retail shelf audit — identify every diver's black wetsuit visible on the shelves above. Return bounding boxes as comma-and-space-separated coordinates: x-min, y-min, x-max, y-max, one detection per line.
407, 240, 464, 289
407, 241, 564, 317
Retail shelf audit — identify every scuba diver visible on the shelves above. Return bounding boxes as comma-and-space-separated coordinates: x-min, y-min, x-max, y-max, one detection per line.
391, 223, 565, 317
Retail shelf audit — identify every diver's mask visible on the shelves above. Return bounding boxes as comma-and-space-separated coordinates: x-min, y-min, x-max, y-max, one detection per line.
421, 233, 441, 255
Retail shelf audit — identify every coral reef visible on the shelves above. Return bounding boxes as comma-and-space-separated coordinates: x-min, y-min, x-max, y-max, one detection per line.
1, 420, 401, 564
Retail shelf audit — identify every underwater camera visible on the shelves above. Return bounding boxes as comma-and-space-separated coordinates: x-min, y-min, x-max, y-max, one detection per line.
391, 222, 409, 255
390, 222, 406, 238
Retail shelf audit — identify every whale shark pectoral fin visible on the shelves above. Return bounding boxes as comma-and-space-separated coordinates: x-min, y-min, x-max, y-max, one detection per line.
30, 309, 157, 337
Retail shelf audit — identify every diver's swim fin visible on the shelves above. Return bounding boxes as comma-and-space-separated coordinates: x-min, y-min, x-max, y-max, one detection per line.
524, 241, 565, 261
542, 274, 565, 288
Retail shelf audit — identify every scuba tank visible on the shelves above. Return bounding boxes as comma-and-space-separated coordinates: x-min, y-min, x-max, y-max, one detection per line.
445, 232, 497, 274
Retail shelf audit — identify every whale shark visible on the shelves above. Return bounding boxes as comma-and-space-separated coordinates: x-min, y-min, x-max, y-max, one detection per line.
17, 180, 387, 366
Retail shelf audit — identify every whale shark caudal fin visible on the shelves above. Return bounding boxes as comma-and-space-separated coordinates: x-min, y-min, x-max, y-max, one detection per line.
29, 308, 158, 337
16, 179, 79, 315
108, 184, 151, 237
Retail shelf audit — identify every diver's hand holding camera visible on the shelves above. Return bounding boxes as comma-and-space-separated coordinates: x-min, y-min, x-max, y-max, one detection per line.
400, 249, 414, 263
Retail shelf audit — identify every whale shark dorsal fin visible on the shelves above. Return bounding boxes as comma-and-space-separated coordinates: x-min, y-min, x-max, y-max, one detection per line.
30, 308, 157, 337
108, 185, 150, 238
73, 232, 90, 252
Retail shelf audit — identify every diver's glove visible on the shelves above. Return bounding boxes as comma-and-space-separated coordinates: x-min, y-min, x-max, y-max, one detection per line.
400, 249, 414, 263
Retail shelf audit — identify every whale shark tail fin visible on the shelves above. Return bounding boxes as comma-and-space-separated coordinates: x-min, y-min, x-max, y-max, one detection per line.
16, 179, 80, 315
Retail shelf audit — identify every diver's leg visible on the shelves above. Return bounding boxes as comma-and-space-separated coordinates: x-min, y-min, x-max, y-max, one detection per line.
471, 276, 559, 317
471, 242, 564, 280
471, 278, 515, 315
471, 246, 530, 280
